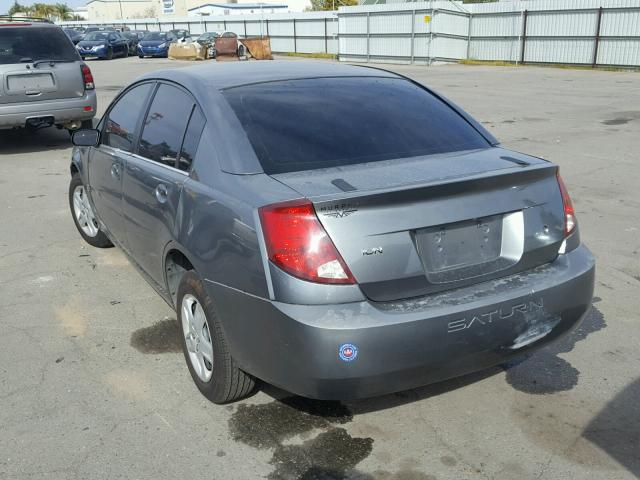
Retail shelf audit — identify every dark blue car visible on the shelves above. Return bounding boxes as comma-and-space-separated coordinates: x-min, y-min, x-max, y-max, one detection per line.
76, 31, 129, 60
138, 31, 177, 58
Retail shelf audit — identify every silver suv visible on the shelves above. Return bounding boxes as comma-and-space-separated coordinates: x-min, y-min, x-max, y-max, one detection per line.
0, 17, 96, 132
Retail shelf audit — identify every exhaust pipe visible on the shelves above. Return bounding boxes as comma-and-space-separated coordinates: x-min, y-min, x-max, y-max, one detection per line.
25, 116, 55, 130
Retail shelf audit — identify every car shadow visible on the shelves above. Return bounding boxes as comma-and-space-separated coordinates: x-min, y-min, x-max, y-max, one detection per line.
257, 366, 502, 416
0, 127, 72, 155
582, 377, 640, 477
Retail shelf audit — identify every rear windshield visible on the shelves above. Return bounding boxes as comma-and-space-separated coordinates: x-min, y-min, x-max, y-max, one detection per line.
0, 27, 79, 65
143, 32, 166, 40
222, 77, 490, 174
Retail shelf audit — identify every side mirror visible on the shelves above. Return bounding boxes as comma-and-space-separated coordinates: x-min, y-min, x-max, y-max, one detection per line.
72, 129, 100, 147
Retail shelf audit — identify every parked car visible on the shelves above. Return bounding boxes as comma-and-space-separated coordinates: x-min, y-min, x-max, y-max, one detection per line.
122, 31, 140, 56
208, 31, 245, 59
76, 31, 129, 60
0, 16, 96, 132
68, 61, 595, 404
84, 26, 115, 34
129, 29, 147, 40
137, 31, 177, 58
63, 28, 83, 44
169, 29, 191, 41
195, 31, 218, 57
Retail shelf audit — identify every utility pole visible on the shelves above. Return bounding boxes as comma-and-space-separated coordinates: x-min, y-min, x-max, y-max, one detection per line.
118, 0, 124, 20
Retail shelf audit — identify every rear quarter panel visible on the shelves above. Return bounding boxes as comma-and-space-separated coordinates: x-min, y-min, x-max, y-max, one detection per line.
175, 136, 302, 299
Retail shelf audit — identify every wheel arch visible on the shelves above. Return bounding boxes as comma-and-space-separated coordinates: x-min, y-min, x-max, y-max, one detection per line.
164, 244, 196, 307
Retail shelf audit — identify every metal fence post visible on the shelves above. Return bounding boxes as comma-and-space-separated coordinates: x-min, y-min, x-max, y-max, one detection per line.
243, 19, 247, 36
293, 18, 297, 53
520, 9, 528, 64
366, 12, 370, 62
410, 10, 415, 63
266, 18, 269, 37
592, 6, 604, 67
324, 17, 328, 54
466, 11, 472, 60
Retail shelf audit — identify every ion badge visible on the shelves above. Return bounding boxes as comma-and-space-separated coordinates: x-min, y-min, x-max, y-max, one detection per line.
339, 343, 358, 362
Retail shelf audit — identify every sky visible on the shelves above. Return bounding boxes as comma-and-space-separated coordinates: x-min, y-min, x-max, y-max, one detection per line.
1, 0, 87, 14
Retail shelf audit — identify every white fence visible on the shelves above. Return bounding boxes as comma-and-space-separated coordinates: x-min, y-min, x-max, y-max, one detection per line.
61, 0, 640, 67
338, 0, 640, 66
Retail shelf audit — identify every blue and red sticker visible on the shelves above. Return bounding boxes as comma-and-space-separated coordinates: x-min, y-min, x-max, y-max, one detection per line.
339, 343, 358, 362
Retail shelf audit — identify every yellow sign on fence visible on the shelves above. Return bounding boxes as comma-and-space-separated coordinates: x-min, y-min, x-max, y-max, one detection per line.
424, 15, 432, 23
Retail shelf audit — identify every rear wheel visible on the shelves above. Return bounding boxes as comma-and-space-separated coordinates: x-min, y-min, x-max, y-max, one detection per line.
177, 271, 255, 403
69, 174, 113, 248
138, 54, 144, 58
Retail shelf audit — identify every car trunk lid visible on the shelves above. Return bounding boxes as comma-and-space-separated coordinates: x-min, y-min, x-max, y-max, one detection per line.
272, 148, 565, 302
0, 62, 85, 105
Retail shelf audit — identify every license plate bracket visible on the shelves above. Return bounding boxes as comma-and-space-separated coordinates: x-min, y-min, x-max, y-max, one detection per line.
7, 73, 55, 93
415, 213, 521, 284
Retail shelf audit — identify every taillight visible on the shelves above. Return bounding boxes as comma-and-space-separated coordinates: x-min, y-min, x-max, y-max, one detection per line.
259, 200, 356, 285
557, 172, 576, 236
81, 64, 94, 90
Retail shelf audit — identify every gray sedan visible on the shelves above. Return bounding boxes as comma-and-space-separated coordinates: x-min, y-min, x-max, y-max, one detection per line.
68, 61, 595, 403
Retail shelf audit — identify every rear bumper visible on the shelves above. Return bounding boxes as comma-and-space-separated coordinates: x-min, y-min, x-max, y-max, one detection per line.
0, 92, 97, 129
206, 245, 595, 400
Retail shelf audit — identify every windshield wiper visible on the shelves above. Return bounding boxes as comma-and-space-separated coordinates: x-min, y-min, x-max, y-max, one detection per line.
33, 59, 74, 67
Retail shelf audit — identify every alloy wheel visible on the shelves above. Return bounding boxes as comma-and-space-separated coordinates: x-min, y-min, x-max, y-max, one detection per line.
181, 294, 214, 382
72, 185, 99, 237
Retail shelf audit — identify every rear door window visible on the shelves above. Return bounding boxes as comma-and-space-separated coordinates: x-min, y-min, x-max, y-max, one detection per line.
104, 83, 154, 152
222, 77, 490, 174
0, 27, 78, 64
138, 84, 195, 168
178, 107, 206, 172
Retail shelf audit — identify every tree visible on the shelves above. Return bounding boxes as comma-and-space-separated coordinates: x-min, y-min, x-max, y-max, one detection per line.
54, 2, 73, 20
8, 1, 31, 15
30, 3, 57, 19
310, 0, 357, 11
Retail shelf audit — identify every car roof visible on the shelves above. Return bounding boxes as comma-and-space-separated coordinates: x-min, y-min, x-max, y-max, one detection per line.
138, 61, 399, 91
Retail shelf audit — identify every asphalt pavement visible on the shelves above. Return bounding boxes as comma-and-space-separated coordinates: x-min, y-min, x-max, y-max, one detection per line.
1, 56, 638, 480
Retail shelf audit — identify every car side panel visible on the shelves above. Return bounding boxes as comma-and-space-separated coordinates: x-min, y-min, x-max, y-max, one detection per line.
177, 175, 270, 299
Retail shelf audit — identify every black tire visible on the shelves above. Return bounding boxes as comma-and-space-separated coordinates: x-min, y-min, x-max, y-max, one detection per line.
69, 173, 113, 248
177, 271, 255, 403
80, 119, 93, 129
138, 54, 144, 58
106, 48, 113, 60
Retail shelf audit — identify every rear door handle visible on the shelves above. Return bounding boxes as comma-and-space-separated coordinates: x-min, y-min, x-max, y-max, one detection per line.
110, 163, 120, 179
155, 183, 168, 204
